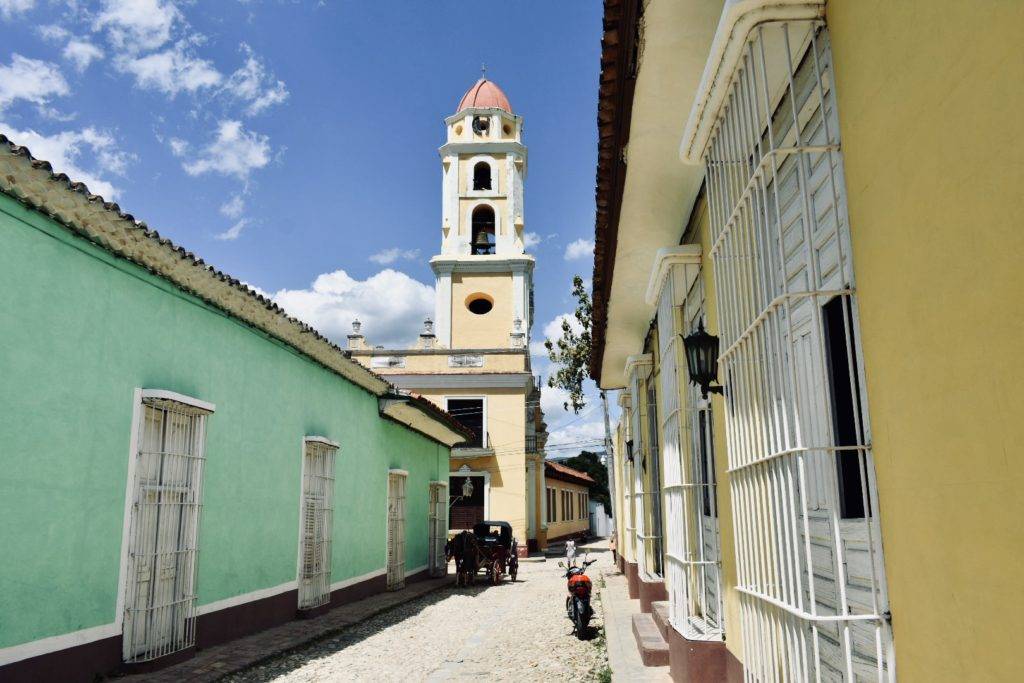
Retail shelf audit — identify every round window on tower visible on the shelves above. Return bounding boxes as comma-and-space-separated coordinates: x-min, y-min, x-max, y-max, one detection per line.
502, 123, 512, 135
466, 293, 494, 315
454, 124, 463, 135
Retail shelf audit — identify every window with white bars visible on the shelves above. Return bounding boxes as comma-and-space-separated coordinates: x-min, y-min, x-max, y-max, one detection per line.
122, 392, 211, 663
428, 482, 448, 577
658, 265, 726, 643
386, 470, 407, 590
298, 437, 337, 610
700, 20, 894, 681
627, 356, 661, 579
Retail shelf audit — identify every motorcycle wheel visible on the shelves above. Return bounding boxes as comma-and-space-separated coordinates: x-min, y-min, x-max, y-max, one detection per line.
573, 597, 590, 640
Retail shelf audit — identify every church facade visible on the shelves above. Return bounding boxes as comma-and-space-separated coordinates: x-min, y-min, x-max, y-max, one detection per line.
350, 78, 549, 555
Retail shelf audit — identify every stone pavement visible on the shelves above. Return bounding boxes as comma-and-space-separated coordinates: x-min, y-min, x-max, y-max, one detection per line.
598, 565, 671, 682
116, 576, 451, 683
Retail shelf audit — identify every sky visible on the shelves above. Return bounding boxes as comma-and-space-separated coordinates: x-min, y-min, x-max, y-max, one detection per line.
0, 0, 613, 456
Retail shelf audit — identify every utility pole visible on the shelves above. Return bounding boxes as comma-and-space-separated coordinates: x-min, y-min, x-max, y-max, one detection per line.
601, 390, 616, 535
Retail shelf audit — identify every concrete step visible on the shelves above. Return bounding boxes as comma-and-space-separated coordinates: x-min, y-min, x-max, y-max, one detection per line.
651, 601, 671, 642
631, 613, 670, 667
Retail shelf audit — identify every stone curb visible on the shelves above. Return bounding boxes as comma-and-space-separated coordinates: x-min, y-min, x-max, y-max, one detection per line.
114, 577, 453, 683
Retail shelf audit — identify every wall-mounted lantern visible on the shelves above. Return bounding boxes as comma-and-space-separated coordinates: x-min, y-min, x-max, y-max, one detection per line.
681, 320, 724, 398
462, 476, 475, 498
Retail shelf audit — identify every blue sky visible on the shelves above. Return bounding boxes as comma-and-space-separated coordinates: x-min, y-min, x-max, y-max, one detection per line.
0, 0, 610, 454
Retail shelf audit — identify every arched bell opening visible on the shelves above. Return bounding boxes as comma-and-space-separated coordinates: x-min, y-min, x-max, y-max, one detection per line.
472, 162, 492, 191
471, 206, 496, 255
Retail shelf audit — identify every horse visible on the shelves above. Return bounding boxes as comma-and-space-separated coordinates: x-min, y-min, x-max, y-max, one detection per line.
448, 530, 480, 587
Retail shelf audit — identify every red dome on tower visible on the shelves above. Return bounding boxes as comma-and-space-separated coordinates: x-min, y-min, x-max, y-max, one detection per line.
456, 78, 513, 114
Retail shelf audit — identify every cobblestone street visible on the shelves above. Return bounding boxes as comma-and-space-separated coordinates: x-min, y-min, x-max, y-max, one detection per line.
223, 545, 611, 682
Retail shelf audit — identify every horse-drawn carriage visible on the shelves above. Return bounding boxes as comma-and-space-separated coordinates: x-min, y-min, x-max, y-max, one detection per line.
447, 520, 520, 586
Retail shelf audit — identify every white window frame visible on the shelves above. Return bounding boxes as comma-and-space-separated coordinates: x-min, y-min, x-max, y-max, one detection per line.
386, 469, 408, 591
445, 395, 487, 449
296, 436, 339, 610
428, 481, 449, 577
118, 388, 214, 663
695, 18, 893, 681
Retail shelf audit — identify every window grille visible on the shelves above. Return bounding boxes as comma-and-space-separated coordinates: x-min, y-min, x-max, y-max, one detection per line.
700, 20, 894, 680
657, 266, 726, 642
387, 470, 407, 590
122, 393, 211, 663
627, 356, 661, 579
428, 482, 448, 577
298, 437, 338, 610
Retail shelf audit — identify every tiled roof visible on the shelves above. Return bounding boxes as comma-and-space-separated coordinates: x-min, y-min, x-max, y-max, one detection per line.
545, 460, 595, 485
0, 132, 399, 401
591, 0, 643, 384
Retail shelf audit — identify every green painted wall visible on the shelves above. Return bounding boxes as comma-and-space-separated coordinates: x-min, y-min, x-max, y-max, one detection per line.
0, 193, 448, 649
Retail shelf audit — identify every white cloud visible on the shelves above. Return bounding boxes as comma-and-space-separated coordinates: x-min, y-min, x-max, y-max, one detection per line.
63, 40, 104, 72
38, 24, 69, 42
167, 136, 188, 156
273, 269, 434, 349
223, 43, 288, 115
119, 42, 222, 96
0, 124, 132, 198
0, 54, 68, 111
0, 0, 34, 19
369, 247, 420, 265
181, 120, 270, 180
215, 217, 248, 241
540, 385, 572, 416
547, 420, 606, 458
523, 231, 541, 249
94, 0, 181, 52
564, 237, 594, 260
219, 193, 245, 219
530, 312, 584, 358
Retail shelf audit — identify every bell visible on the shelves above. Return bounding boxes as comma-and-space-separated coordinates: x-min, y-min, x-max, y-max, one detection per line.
473, 230, 492, 248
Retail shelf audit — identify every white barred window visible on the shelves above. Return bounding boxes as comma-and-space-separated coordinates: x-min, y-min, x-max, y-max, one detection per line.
122, 390, 213, 663
298, 437, 338, 610
697, 19, 894, 681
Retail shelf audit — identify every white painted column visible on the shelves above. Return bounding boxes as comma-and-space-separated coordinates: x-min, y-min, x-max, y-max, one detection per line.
434, 269, 453, 348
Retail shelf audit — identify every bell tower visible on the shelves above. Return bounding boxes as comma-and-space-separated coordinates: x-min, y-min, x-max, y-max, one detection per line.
431, 77, 535, 350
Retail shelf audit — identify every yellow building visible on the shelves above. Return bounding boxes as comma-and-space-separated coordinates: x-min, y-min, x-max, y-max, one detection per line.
544, 461, 593, 543
593, 1, 1023, 681
352, 77, 549, 555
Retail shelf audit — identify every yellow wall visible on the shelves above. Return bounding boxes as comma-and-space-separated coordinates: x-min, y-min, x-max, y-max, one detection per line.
354, 352, 526, 374
420, 387, 529, 544
829, 3, 1024, 680
458, 154, 506, 195
686, 193, 743, 666
450, 272, 514, 348
545, 476, 590, 540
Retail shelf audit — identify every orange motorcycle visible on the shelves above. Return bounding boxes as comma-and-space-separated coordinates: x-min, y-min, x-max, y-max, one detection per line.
559, 555, 597, 639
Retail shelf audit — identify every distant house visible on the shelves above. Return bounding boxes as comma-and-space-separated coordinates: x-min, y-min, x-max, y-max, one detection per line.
0, 134, 469, 681
543, 461, 593, 543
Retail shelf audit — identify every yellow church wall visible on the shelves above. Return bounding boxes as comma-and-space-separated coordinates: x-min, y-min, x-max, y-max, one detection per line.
828, 3, 1024, 680
450, 272, 514, 348
458, 154, 507, 195
420, 387, 529, 545
353, 352, 527, 374
457, 197, 508, 236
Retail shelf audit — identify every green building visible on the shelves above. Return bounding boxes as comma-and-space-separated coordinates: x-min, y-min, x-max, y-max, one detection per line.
0, 135, 468, 681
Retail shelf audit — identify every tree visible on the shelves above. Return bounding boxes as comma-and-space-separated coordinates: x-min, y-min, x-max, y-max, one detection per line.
544, 275, 592, 413
561, 451, 610, 510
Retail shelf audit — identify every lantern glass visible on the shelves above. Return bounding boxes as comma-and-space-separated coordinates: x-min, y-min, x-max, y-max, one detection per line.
681, 320, 721, 396
462, 476, 474, 498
